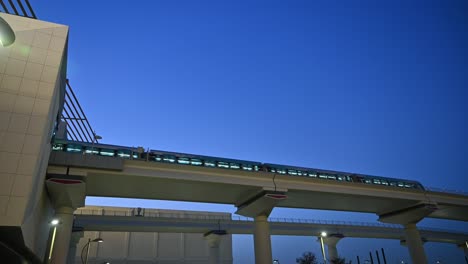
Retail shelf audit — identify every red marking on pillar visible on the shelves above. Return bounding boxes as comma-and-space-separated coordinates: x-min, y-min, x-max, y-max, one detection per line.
265, 194, 287, 200
49, 179, 83, 184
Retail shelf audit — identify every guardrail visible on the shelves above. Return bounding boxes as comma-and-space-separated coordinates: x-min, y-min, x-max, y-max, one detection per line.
425, 186, 468, 196
74, 209, 468, 235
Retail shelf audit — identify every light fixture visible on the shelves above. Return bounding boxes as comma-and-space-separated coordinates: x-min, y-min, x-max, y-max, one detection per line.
50, 219, 60, 225
82, 238, 104, 264
319, 232, 327, 263
93, 238, 104, 243
0, 16, 15, 47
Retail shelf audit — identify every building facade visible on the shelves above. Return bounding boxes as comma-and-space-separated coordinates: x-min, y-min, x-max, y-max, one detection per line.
0, 12, 68, 263
71, 206, 233, 264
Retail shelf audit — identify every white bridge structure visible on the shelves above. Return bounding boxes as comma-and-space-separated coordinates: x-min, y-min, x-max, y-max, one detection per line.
46, 150, 468, 264
71, 206, 468, 264
1, 11, 468, 264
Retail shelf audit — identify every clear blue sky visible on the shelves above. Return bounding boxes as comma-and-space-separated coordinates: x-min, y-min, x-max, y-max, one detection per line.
36, 0, 468, 263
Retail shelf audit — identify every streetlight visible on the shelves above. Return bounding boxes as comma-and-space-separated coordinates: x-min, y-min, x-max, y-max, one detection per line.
47, 219, 61, 261
90, 131, 102, 155
81, 238, 103, 264
273, 260, 280, 264
319, 231, 327, 263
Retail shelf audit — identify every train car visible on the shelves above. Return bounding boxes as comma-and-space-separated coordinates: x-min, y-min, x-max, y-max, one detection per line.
51, 139, 425, 190
52, 139, 141, 159
263, 163, 424, 190
263, 163, 353, 182
145, 149, 262, 172
349, 173, 425, 190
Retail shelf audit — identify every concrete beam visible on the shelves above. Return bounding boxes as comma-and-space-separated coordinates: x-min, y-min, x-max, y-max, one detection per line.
378, 202, 438, 224
204, 230, 227, 264
235, 190, 287, 217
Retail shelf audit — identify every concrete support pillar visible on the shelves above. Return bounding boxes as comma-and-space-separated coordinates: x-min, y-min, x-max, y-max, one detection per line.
458, 243, 468, 260
50, 206, 74, 264
253, 214, 273, 264
327, 243, 338, 261
67, 231, 83, 264
322, 235, 342, 262
205, 232, 225, 264
404, 223, 427, 264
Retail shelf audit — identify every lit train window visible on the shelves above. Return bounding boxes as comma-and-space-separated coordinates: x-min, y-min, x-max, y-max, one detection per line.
373, 179, 381, 184
177, 157, 190, 165
308, 172, 317, 177
218, 162, 229, 168
389, 182, 397, 186
381, 180, 389, 186
230, 163, 240, 169
66, 145, 82, 152
277, 169, 286, 174
288, 170, 298, 175
162, 155, 176, 163
205, 161, 216, 167
85, 147, 99, 155
269, 168, 277, 173
147, 154, 161, 161
327, 175, 337, 180
337, 176, 344, 181
241, 165, 253, 171
364, 179, 372, 184
318, 174, 327, 179
132, 153, 139, 159
52, 144, 64, 151
254, 166, 259, 171
190, 159, 202, 166
405, 184, 413, 188
117, 150, 132, 158
397, 182, 404, 187
100, 149, 115, 157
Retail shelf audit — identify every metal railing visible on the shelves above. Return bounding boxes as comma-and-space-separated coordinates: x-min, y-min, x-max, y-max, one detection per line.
75, 208, 467, 235
61, 80, 99, 144
425, 186, 468, 197
0, 0, 36, 18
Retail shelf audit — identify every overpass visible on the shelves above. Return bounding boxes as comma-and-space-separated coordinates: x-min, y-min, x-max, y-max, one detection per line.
46, 149, 468, 264
70, 206, 468, 263
1, 11, 467, 264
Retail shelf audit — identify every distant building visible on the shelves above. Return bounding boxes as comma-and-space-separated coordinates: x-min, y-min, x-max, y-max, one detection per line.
71, 206, 233, 264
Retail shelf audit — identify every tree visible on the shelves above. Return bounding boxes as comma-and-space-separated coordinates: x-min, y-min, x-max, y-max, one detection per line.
296, 251, 318, 264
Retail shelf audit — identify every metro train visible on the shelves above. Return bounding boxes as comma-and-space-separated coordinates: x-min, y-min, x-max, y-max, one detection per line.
51, 139, 425, 190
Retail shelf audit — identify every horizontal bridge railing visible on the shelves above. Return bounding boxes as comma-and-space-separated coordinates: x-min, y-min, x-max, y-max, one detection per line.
425, 186, 468, 197
75, 208, 467, 235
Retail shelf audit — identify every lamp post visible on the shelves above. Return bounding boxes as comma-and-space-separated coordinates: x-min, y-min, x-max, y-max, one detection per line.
320, 231, 327, 264
81, 238, 103, 264
91, 131, 102, 154
47, 219, 61, 262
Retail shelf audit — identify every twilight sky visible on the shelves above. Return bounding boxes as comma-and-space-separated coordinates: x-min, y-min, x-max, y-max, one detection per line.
35, 0, 468, 263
